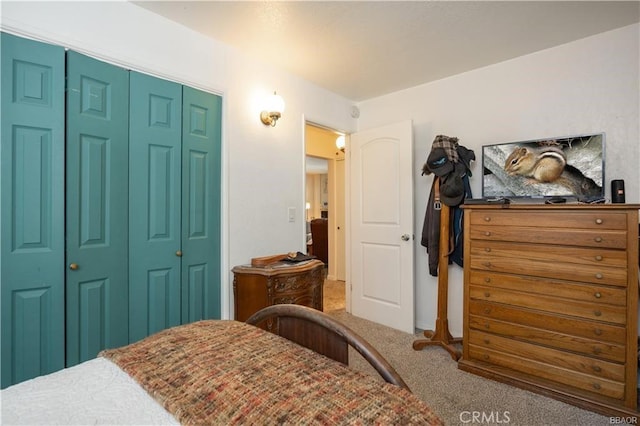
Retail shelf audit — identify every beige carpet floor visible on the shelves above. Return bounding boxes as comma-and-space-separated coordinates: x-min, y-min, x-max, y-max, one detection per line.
324, 295, 615, 425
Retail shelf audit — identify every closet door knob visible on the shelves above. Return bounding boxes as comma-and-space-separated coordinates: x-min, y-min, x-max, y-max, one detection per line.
176, 250, 183, 257
401, 234, 410, 241
69, 263, 79, 270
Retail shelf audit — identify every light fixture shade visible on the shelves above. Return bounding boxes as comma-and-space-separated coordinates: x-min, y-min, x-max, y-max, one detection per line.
260, 91, 285, 126
266, 92, 285, 114
336, 135, 346, 151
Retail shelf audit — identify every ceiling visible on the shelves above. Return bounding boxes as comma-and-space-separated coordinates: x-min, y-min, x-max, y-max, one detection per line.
133, 1, 640, 102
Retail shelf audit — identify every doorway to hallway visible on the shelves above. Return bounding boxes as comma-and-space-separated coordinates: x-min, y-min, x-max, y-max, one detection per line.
304, 123, 345, 282
304, 122, 347, 313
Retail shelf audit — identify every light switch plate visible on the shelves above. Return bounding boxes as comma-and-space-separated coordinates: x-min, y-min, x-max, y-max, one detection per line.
288, 207, 296, 222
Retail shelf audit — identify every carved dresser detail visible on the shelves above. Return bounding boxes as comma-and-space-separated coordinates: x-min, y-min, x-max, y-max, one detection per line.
459, 204, 640, 418
232, 259, 325, 330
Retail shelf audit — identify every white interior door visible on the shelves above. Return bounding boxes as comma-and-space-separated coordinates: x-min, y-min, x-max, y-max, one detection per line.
349, 120, 414, 333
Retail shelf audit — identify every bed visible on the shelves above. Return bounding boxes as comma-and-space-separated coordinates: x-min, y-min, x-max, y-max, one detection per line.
1, 304, 443, 425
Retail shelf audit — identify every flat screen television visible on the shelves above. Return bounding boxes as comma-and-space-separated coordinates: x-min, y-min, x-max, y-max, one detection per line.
482, 133, 605, 200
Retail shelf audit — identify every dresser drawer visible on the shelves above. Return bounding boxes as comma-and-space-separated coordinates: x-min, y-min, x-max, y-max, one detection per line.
468, 314, 626, 362
469, 254, 627, 286
470, 285, 626, 323
470, 240, 627, 269
272, 267, 324, 294
468, 331, 626, 400
469, 225, 627, 249
271, 268, 324, 305
469, 300, 626, 345
469, 271, 626, 306
469, 211, 628, 230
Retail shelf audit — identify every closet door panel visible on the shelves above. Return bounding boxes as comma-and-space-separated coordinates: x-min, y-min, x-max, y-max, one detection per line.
129, 72, 182, 342
181, 87, 222, 322
0, 33, 65, 388
65, 51, 130, 366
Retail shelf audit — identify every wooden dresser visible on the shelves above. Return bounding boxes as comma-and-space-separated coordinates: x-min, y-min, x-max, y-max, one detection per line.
232, 259, 325, 329
459, 204, 639, 417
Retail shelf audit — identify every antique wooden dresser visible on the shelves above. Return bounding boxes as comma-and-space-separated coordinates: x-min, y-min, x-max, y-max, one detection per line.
459, 204, 640, 417
232, 259, 325, 329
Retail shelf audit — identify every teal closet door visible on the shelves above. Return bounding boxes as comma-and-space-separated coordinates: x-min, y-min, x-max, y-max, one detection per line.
129, 72, 183, 342
181, 86, 222, 322
65, 51, 130, 366
0, 33, 65, 388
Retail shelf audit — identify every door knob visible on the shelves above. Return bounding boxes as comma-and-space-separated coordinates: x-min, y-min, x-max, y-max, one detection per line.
69, 263, 79, 270
401, 234, 410, 241
176, 250, 183, 257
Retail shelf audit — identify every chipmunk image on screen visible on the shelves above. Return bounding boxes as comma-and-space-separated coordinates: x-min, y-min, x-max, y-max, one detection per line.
504, 142, 566, 182
504, 141, 601, 197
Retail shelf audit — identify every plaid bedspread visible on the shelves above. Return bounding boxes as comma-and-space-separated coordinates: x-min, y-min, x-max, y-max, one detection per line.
100, 320, 443, 425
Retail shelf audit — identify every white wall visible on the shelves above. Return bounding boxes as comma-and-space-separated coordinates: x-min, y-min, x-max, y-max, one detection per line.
357, 24, 640, 335
1, 1, 358, 319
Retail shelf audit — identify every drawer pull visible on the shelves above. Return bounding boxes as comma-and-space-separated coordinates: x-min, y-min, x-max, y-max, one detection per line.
483, 354, 490, 360
594, 310, 602, 317
594, 236, 603, 243
483, 262, 492, 268
594, 292, 602, 299
594, 329, 603, 336
484, 308, 491, 315
595, 255, 603, 261
592, 366, 602, 373
484, 322, 490, 329
485, 247, 491, 252
484, 292, 490, 298
592, 383, 601, 390
484, 217, 491, 222
483, 339, 490, 344
484, 277, 491, 283
595, 218, 603, 225
485, 231, 491, 237
595, 273, 603, 280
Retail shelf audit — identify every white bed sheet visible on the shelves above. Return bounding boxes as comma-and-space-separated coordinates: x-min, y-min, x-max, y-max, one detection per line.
0, 357, 179, 425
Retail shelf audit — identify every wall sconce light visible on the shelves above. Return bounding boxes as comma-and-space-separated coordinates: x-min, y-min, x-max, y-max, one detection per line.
260, 91, 285, 127
336, 135, 345, 152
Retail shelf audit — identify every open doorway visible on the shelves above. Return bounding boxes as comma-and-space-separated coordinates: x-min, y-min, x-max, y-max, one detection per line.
304, 123, 346, 312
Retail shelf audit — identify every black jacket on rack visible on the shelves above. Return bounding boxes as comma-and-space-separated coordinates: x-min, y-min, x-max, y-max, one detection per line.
420, 136, 474, 276
421, 175, 472, 276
